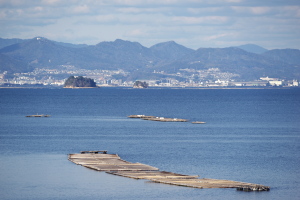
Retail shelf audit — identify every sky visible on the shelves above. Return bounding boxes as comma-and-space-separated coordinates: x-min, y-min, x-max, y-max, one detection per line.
0, 0, 300, 49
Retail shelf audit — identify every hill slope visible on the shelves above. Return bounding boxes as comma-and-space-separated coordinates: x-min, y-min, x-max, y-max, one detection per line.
0, 38, 28, 49
150, 41, 195, 60
156, 47, 296, 80
0, 53, 33, 73
235, 44, 268, 54
262, 49, 300, 65
0, 37, 86, 67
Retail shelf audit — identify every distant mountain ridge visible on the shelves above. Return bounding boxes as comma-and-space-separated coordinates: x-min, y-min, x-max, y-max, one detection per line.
0, 38, 28, 49
0, 37, 299, 81
0, 37, 85, 67
235, 44, 268, 54
262, 49, 300, 65
0, 37, 87, 49
159, 47, 293, 80
150, 41, 194, 60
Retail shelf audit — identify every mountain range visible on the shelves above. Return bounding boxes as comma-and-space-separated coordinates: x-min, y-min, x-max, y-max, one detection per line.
0, 37, 299, 81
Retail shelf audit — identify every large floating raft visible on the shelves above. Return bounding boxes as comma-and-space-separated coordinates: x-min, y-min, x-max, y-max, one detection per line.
128, 115, 188, 122
68, 151, 270, 191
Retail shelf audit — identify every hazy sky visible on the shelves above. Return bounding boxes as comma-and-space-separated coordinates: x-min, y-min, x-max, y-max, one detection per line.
1, 0, 300, 49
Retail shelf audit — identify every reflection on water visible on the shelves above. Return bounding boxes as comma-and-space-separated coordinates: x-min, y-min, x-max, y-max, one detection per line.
0, 154, 275, 200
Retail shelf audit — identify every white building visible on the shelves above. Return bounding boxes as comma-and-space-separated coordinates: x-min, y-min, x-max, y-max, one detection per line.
292, 80, 299, 86
260, 76, 278, 81
269, 80, 283, 86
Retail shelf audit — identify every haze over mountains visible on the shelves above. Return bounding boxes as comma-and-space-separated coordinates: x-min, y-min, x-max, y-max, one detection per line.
0, 37, 299, 81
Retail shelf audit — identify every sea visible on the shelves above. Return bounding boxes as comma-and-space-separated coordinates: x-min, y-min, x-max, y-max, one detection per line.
0, 88, 299, 200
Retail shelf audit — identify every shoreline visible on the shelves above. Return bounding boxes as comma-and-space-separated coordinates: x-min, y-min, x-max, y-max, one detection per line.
63, 86, 100, 89
0, 86, 298, 89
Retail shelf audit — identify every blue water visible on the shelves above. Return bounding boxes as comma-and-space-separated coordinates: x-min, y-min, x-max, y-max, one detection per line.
0, 88, 299, 200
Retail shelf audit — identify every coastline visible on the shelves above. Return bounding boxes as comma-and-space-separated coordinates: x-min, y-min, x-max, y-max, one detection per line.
63, 86, 100, 89
0, 87, 300, 90
0, 85, 299, 89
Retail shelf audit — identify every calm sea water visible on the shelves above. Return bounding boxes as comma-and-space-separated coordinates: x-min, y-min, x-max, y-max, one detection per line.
0, 88, 299, 200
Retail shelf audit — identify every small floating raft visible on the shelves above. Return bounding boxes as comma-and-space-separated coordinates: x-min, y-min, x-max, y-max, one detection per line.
127, 115, 148, 118
26, 114, 50, 117
192, 121, 206, 124
68, 151, 270, 191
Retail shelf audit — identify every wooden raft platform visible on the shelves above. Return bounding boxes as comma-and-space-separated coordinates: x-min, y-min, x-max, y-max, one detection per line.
128, 115, 188, 122
26, 114, 50, 117
69, 152, 158, 171
68, 151, 270, 191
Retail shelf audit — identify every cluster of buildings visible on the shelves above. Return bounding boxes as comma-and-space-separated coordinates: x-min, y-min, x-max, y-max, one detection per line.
0, 66, 299, 88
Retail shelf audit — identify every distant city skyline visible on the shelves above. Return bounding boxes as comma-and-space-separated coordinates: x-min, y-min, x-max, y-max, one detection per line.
1, 0, 300, 50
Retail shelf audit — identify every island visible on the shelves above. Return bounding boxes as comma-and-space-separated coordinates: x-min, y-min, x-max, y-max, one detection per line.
64, 76, 97, 88
133, 81, 148, 88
